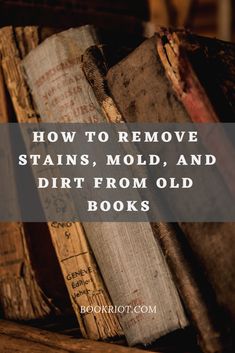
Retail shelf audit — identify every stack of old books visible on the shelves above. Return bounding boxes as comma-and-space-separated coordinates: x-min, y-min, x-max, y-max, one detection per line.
0, 24, 234, 353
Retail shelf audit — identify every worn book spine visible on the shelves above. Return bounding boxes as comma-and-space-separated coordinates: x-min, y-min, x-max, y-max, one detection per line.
106, 34, 235, 353
156, 29, 235, 198
0, 61, 53, 320
156, 29, 235, 123
47, 221, 122, 339
0, 27, 39, 122
156, 30, 219, 123
0, 25, 122, 340
82, 45, 123, 123
22, 28, 187, 346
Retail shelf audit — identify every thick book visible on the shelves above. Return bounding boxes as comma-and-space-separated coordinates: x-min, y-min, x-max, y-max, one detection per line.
106, 31, 235, 353
0, 58, 55, 320
22, 25, 187, 346
0, 25, 122, 340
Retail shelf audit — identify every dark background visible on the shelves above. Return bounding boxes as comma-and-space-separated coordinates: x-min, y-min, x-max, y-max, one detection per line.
0, 0, 234, 42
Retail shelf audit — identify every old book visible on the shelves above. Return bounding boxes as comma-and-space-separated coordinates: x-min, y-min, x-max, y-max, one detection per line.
0, 25, 122, 340
0, 58, 54, 320
156, 29, 235, 123
106, 32, 235, 352
0, 26, 38, 123
22, 25, 188, 346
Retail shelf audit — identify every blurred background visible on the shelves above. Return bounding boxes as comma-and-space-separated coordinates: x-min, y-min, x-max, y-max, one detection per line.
0, 0, 234, 42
